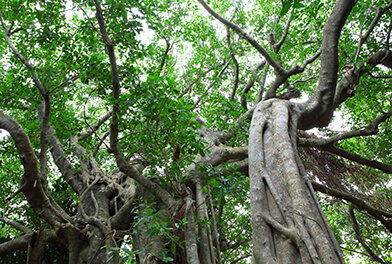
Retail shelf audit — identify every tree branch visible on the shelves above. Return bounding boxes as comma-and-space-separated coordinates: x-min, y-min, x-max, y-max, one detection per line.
196, 0, 283, 73
319, 144, 392, 174
299, 0, 356, 129
354, 1, 392, 62
0, 229, 60, 257
241, 60, 266, 109
349, 205, 387, 264
298, 109, 392, 147
0, 217, 32, 234
274, 13, 292, 53
226, 27, 239, 101
93, 0, 178, 211
219, 106, 256, 144
312, 182, 392, 222
0, 112, 71, 227
45, 124, 83, 194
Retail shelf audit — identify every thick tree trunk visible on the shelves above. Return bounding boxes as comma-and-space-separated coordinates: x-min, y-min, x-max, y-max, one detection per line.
249, 99, 344, 264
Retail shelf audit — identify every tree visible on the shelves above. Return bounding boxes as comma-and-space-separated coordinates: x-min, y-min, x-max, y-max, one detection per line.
0, 0, 391, 263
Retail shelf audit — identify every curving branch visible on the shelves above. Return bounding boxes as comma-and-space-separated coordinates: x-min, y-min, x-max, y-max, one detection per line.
0, 112, 71, 228
226, 27, 239, 101
349, 205, 387, 264
0, 217, 32, 234
312, 182, 392, 232
241, 60, 266, 109
354, 1, 392, 62
46, 124, 83, 194
386, 18, 392, 50
299, 109, 392, 147
156, 15, 172, 72
1, 10, 52, 182
196, 0, 283, 73
263, 46, 321, 100
193, 59, 231, 108
319, 144, 392, 174
93, 0, 178, 211
0, 229, 60, 257
273, 13, 292, 53
299, 0, 356, 130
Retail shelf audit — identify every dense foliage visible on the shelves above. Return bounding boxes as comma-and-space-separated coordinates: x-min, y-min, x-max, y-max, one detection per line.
0, 0, 391, 263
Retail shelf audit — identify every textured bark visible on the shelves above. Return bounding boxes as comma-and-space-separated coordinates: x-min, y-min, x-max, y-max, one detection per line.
299, 0, 356, 129
249, 100, 344, 264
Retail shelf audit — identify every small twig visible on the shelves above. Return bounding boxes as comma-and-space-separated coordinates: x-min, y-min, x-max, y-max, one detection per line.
385, 17, 392, 50
292, 76, 318, 84
5, 183, 26, 202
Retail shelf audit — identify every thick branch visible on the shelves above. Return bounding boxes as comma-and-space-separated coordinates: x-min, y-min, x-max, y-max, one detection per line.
298, 109, 392, 147
319, 144, 392, 174
93, 1, 178, 210
46, 125, 83, 194
0, 229, 59, 257
299, 0, 356, 129
0, 112, 71, 227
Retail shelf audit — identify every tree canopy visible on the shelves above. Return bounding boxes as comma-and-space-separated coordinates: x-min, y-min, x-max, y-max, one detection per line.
0, 0, 392, 263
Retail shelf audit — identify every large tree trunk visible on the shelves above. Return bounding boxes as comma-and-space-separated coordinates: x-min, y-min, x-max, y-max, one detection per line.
249, 99, 344, 264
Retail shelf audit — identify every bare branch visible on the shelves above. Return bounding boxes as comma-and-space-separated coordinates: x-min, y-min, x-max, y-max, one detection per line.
0, 229, 59, 256
312, 182, 392, 220
241, 60, 266, 109
263, 49, 321, 100
274, 13, 292, 52
156, 15, 172, 72
386, 18, 392, 50
0, 217, 32, 234
196, 0, 283, 73
227, 27, 239, 101
46, 124, 83, 194
354, 1, 392, 62
0, 112, 72, 227
193, 59, 231, 108
1, 10, 52, 183
93, 0, 178, 211
0, 11, 47, 96
319, 144, 392, 174
299, 109, 392, 147
255, 64, 270, 103
292, 76, 318, 85
349, 205, 387, 264
219, 105, 256, 144
299, 0, 356, 129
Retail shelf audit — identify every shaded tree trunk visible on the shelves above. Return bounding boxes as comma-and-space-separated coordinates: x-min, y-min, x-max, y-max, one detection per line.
249, 99, 344, 264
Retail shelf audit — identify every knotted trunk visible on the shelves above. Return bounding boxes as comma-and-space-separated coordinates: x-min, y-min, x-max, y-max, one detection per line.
249, 99, 344, 264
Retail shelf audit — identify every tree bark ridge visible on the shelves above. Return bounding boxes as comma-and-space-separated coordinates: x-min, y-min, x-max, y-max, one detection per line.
249, 99, 344, 264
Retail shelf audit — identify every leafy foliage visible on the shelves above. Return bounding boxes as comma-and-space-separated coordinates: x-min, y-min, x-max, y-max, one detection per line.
0, 0, 391, 263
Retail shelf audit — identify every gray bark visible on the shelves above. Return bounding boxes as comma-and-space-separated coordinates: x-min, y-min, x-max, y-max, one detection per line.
249, 100, 344, 264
